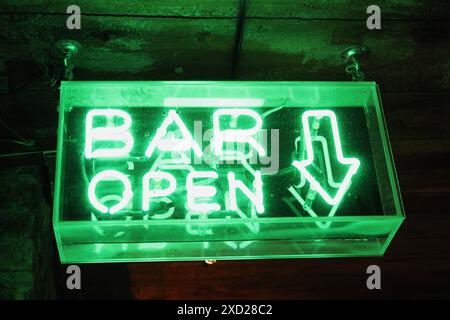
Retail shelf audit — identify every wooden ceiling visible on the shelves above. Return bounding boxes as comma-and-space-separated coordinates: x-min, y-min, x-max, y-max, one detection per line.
0, 0, 449, 90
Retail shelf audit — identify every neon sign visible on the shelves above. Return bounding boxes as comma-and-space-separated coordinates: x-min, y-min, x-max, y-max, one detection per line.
53, 81, 404, 263
292, 110, 360, 206
85, 108, 265, 216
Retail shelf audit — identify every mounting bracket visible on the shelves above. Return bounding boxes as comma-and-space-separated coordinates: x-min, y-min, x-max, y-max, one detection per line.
340, 45, 370, 81
48, 39, 82, 86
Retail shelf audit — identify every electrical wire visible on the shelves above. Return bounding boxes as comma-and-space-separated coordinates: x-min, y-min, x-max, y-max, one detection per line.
0, 115, 35, 147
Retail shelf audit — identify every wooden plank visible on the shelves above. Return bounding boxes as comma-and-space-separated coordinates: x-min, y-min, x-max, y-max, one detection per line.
401, 194, 450, 221
247, 0, 450, 20
75, 252, 450, 299
2, 0, 449, 20
238, 19, 450, 91
383, 92, 450, 140
0, 0, 239, 17
0, 0, 52, 13
0, 14, 236, 82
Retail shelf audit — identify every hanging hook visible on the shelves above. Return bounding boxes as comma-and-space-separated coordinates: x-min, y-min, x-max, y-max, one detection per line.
340, 45, 370, 81
49, 39, 82, 86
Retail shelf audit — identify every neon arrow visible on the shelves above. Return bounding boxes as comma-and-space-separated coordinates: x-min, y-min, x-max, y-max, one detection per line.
292, 110, 360, 206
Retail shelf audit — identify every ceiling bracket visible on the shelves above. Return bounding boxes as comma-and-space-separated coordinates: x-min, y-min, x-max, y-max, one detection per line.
47, 39, 82, 86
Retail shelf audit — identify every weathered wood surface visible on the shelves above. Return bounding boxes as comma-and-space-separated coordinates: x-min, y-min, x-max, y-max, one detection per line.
0, 1, 240, 17
2, 1, 450, 20
0, 14, 236, 83
247, 0, 450, 20
0, 9, 449, 91
239, 19, 450, 91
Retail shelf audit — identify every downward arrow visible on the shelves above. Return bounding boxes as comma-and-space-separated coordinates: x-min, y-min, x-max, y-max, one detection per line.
292, 110, 360, 206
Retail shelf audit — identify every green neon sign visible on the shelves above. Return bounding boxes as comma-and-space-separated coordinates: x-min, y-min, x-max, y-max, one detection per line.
53, 81, 404, 263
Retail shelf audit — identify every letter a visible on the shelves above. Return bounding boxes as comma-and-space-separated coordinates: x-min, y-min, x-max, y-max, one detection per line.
366, 5, 381, 30
66, 5, 81, 30
145, 110, 202, 158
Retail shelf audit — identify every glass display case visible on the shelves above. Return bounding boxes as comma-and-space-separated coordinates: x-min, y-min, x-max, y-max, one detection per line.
53, 81, 404, 263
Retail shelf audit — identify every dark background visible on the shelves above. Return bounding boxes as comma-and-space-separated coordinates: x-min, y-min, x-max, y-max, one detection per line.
0, 0, 449, 299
